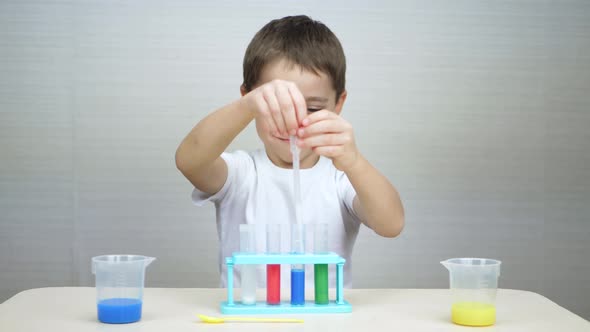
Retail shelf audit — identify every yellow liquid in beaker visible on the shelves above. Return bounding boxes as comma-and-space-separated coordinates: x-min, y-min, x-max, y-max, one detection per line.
451, 302, 496, 326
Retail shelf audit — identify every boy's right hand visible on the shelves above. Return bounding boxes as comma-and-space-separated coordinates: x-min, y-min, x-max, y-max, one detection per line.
242, 80, 307, 137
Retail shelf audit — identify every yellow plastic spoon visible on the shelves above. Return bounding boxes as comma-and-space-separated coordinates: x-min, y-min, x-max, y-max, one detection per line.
197, 314, 304, 324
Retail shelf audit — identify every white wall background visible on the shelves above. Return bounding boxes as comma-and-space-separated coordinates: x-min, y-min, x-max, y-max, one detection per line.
1, 0, 589, 320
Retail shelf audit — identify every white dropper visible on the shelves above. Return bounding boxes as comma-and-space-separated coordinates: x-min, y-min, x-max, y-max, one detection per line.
289, 135, 304, 253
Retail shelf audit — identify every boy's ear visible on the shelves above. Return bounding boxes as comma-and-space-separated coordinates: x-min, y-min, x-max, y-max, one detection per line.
240, 85, 248, 97
333, 90, 348, 115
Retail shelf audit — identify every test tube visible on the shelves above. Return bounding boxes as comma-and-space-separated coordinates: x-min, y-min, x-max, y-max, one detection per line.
290, 224, 306, 305
239, 224, 257, 305
266, 224, 281, 305
313, 223, 329, 304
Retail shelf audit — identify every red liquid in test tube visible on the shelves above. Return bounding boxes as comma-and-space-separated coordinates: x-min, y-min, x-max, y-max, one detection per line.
266, 264, 280, 304
266, 224, 282, 305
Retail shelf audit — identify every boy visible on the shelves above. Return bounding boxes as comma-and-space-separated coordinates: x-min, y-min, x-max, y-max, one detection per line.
176, 15, 404, 288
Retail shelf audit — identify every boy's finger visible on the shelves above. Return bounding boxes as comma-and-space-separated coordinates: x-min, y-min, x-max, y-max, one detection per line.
298, 119, 342, 138
288, 83, 307, 126
263, 90, 287, 136
313, 145, 343, 158
302, 109, 333, 126
255, 94, 279, 135
276, 84, 297, 135
300, 133, 348, 148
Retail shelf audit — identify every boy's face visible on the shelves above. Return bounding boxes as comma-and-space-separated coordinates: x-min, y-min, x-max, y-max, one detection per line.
248, 58, 346, 168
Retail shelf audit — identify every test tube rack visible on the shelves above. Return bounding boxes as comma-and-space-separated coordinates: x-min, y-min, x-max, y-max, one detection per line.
221, 252, 352, 314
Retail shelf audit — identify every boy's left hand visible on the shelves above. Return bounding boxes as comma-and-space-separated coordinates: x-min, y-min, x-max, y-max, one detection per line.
297, 110, 360, 172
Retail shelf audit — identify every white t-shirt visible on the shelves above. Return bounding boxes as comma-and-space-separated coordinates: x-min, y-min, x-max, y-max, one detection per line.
192, 149, 361, 288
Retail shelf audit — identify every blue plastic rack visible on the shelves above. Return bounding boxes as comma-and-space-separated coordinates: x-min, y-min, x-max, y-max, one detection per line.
221, 252, 352, 314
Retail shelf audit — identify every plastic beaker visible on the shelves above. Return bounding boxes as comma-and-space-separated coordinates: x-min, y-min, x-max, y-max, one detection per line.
92, 255, 155, 324
441, 258, 501, 327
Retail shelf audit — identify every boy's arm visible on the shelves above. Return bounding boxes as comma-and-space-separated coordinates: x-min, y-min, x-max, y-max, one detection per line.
347, 158, 405, 238
298, 110, 404, 237
176, 80, 307, 194
175, 99, 254, 194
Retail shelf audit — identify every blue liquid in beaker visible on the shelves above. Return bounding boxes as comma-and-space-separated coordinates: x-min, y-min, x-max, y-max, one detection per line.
97, 298, 142, 324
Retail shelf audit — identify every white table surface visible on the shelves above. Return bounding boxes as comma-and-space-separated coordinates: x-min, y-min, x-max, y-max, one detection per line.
0, 287, 588, 331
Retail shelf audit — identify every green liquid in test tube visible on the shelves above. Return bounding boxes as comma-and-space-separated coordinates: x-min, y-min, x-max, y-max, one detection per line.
314, 223, 329, 304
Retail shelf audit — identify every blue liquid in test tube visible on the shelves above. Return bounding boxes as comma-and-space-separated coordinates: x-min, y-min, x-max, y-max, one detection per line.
290, 223, 305, 305
290, 268, 305, 304
289, 136, 306, 305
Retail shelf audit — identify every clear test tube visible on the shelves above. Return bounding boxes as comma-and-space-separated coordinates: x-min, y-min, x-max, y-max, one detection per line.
313, 223, 329, 304
266, 224, 281, 305
239, 224, 257, 305
290, 223, 306, 305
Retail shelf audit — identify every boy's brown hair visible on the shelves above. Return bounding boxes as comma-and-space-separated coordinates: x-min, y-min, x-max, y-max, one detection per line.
242, 15, 346, 101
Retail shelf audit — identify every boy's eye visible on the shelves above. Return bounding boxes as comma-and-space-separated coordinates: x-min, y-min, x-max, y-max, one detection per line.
307, 108, 322, 113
